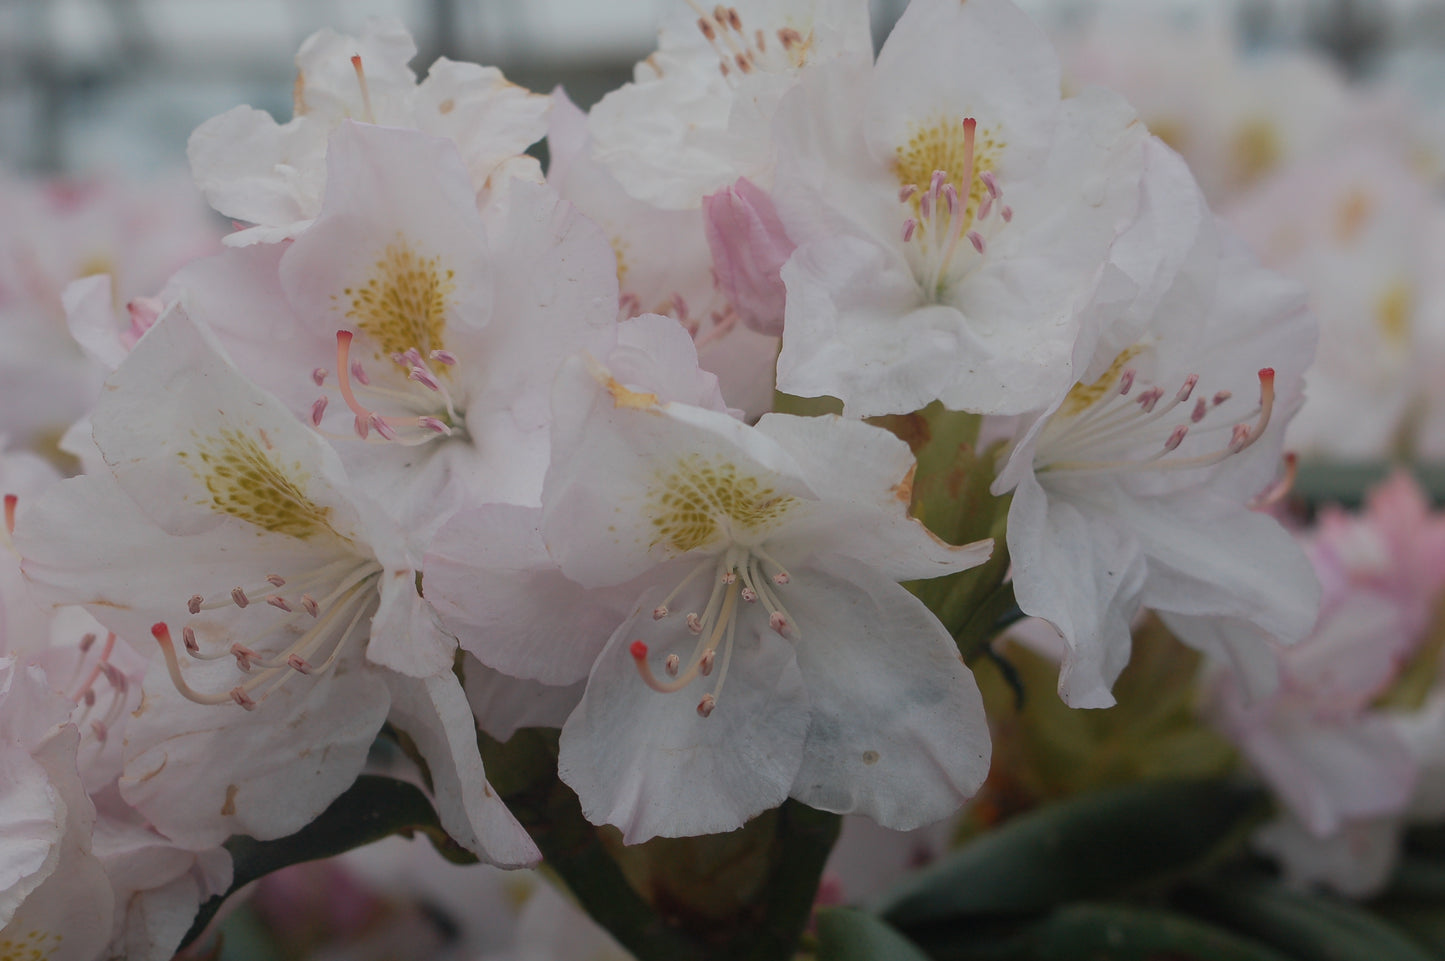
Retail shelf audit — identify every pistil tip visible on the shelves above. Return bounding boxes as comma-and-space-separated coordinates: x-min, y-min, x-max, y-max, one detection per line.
629, 640, 649, 660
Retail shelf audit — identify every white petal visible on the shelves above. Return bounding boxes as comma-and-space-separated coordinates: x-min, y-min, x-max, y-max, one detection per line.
1006, 474, 1148, 709
425, 503, 635, 685
786, 558, 990, 829
752, 413, 992, 580
120, 649, 391, 850
383, 671, 540, 867
558, 584, 809, 844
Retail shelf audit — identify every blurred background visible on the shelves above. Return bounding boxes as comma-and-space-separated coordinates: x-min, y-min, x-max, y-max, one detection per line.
3, 0, 1444, 175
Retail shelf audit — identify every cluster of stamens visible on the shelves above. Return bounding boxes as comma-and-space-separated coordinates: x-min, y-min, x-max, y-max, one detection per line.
152, 558, 382, 710
66, 631, 129, 743
310, 330, 462, 446
690, 3, 809, 80
630, 546, 795, 718
620, 290, 739, 350
899, 118, 1012, 300
1036, 366, 1277, 476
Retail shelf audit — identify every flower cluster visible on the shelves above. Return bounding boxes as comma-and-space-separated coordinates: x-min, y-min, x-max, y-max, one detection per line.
0, 0, 1335, 955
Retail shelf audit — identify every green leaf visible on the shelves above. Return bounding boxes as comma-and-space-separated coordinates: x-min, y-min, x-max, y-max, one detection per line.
916, 903, 1295, 961
815, 907, 932, 961
180, 775, 470, 950
876, 779, 1266, 928
1183, 874, 1438, 961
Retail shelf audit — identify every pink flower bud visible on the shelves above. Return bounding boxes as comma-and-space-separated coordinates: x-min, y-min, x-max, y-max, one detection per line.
703, 177, 795, 336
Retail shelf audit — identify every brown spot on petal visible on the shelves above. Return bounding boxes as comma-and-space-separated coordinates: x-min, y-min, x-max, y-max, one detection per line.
892, 463, 917, 505
862, 750, 880, 765
438, 97, 455, 115
221, 783, 239, 817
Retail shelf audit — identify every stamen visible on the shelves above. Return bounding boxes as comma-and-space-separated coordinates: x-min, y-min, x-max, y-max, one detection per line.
665, 654, 681, 676
350, 55, 376, 124
231, 587, 249, 608
653, 604, 669, 620
266, 595, 292, 612
3, 494, 15, 535
266, 574, 286, 587
287, 654, 312, 675
302, 594, 319, 617
1250, 451, 1299, 510
182, 627, 199, 653
697, 694, 717, 717
699, 649, 716, 676
312, 368, 328, 386
429, 350, 457, 366
311, 397, 328, 426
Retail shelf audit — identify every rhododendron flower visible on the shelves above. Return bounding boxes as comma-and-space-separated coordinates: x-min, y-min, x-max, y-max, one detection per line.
189, 18, 548, 245
586, 0, 872, 209
16, 308, 536, 867
992, 141, 1319, 708
429, 342, 993, 843
770, 0, 1149, 417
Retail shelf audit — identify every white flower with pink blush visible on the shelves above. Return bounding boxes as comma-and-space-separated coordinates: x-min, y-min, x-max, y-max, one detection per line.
586, 0, 872, 209
188, 18, 549, 246
992, 141, 1319, 709
770, 0, 1149, 417
15, 307, 537, 868
428, 337, 993, 843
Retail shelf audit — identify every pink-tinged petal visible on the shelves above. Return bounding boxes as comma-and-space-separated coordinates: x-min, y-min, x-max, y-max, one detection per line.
1007, 474, 1148, 709
1238, 716, 1416, 837
751, 413, 992, 580
703, 178, 795, 336
120, 647, 391, 850
558, 583, 809, 844
461, 656, 584, 743
382, 672, 540, 867
425, 503, 635, 686
786, 557, 990, 829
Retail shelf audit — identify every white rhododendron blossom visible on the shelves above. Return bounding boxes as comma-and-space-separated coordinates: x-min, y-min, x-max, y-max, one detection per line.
189, 18, 549, 245
16, 308, 537, 868
180, 119, 620, 539
429, 345, 993, 843
992, 141, 1319, 708
587, 0, 873, 208
770, 0, 1150, 417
